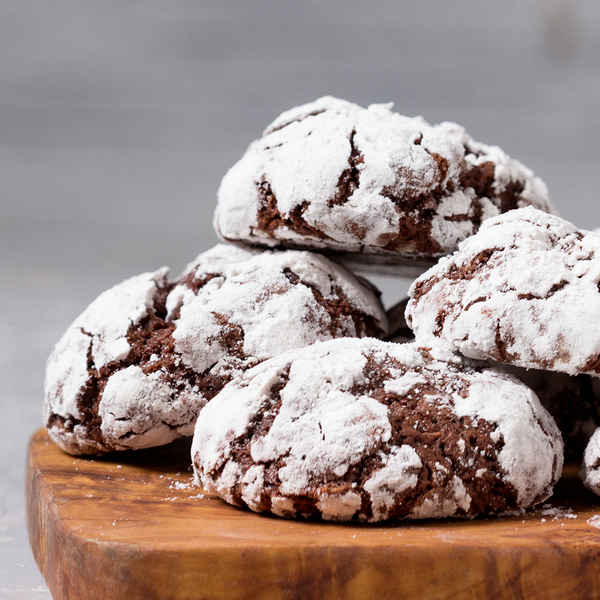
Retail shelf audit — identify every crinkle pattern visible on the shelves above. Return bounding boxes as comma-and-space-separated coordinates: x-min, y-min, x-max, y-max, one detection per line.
215, 96, 555, 263
44, 245, 387, 455
407, 207, 600, 376
192, 338, 562, 522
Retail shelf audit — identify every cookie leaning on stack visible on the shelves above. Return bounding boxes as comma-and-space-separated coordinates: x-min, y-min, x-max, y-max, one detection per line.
215, 96, 554, 273
44, 245, 387, 455
405, 206, 600, 493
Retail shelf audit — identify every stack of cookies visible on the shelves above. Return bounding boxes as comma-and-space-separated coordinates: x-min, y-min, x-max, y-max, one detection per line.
46, 96, 600, 523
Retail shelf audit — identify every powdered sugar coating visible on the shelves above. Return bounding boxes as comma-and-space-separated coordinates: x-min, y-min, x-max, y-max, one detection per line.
487, 361, 600, 463
215, 96, 554, 264
582, 428, 600, 496
44, 269, 171, 454
170, 246, 387, 376
45, 245, 387, 455
192, 338, 562, 522
407, 207, 600, 376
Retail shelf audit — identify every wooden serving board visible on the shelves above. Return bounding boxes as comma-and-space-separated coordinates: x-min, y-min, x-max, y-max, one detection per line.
27, 428, 600, 600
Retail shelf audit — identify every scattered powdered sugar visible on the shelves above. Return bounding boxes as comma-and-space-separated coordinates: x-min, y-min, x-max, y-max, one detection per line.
539, 504, 578, 520
587, 515, 600, 529
407, 207, 600, 376
169, 480, 194, 491
162, 475, 205, 501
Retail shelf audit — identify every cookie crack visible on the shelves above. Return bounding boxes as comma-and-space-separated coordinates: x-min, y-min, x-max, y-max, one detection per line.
176, 272, 221, 295
282, 268, 384, 339
255, 178, 331, 241
517, 280, 568, 301
328, 130, 364, 207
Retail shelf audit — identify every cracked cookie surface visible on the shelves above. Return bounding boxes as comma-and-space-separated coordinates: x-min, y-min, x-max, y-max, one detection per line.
192, 338, 562, 522
44, 245, 387, 455
214, 96, 555, 267
407, 207, 600, 376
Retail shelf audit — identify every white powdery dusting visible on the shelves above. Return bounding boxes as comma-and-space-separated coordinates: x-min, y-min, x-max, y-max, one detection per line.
249, 346, 391, 494
410, 476, 472, 519
215, 461, 244, 506
172, 248, 387, 375
364, 446, 422, 521
429, 190, 480, 251
317, 491, 363, 521
99, 366, 199, 450
193, 337, 563, 521
240, 465, 265, 511
452, 370, 563, 506
84, 269, 168, 370
582, 427, 600, 496
181, 243, 259, 276
215, 96, 553, 258
44, 268, 169, 422
192, 362, 286, 474
383, 372, 427, 396
270, 496, 297, 518
407, 207, 600, 375
43, 327, 91, 422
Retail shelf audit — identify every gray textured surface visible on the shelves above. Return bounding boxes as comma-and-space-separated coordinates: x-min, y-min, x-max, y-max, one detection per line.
2, 0, 600, 596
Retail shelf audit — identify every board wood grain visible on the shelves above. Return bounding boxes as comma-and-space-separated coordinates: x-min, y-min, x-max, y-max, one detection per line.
26, 427, 600, 600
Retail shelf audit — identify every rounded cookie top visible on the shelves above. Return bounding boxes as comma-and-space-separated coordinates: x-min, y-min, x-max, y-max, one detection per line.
214, 96, 554, 265
406, 207, 600, 376
45, 244, 387, 455
192, 337, 562, 522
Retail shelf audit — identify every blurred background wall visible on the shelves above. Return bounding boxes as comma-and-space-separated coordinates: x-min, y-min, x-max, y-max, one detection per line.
1, 1, 599, 596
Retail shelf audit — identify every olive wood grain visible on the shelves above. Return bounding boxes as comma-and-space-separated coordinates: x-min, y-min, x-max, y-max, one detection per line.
27, 428, 600, 600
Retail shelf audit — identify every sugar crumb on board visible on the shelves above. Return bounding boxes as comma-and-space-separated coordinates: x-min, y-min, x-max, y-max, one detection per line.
587, 515, 600, 529
539, 504, 578, 520
528, 503, 578, 523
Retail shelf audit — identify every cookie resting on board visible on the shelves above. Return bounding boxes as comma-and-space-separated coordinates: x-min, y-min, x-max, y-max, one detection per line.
192, 338, 563, 522
44, 245, 387, 455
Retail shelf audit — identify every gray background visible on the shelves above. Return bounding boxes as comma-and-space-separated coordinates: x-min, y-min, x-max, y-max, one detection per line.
2, 1, 600, 597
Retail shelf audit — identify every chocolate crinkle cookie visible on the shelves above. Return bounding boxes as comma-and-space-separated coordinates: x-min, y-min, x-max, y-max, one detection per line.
44, 245, 387, 455
192, 338, 562, 522
214, 96, 554, 269
406, 207, 600, 376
